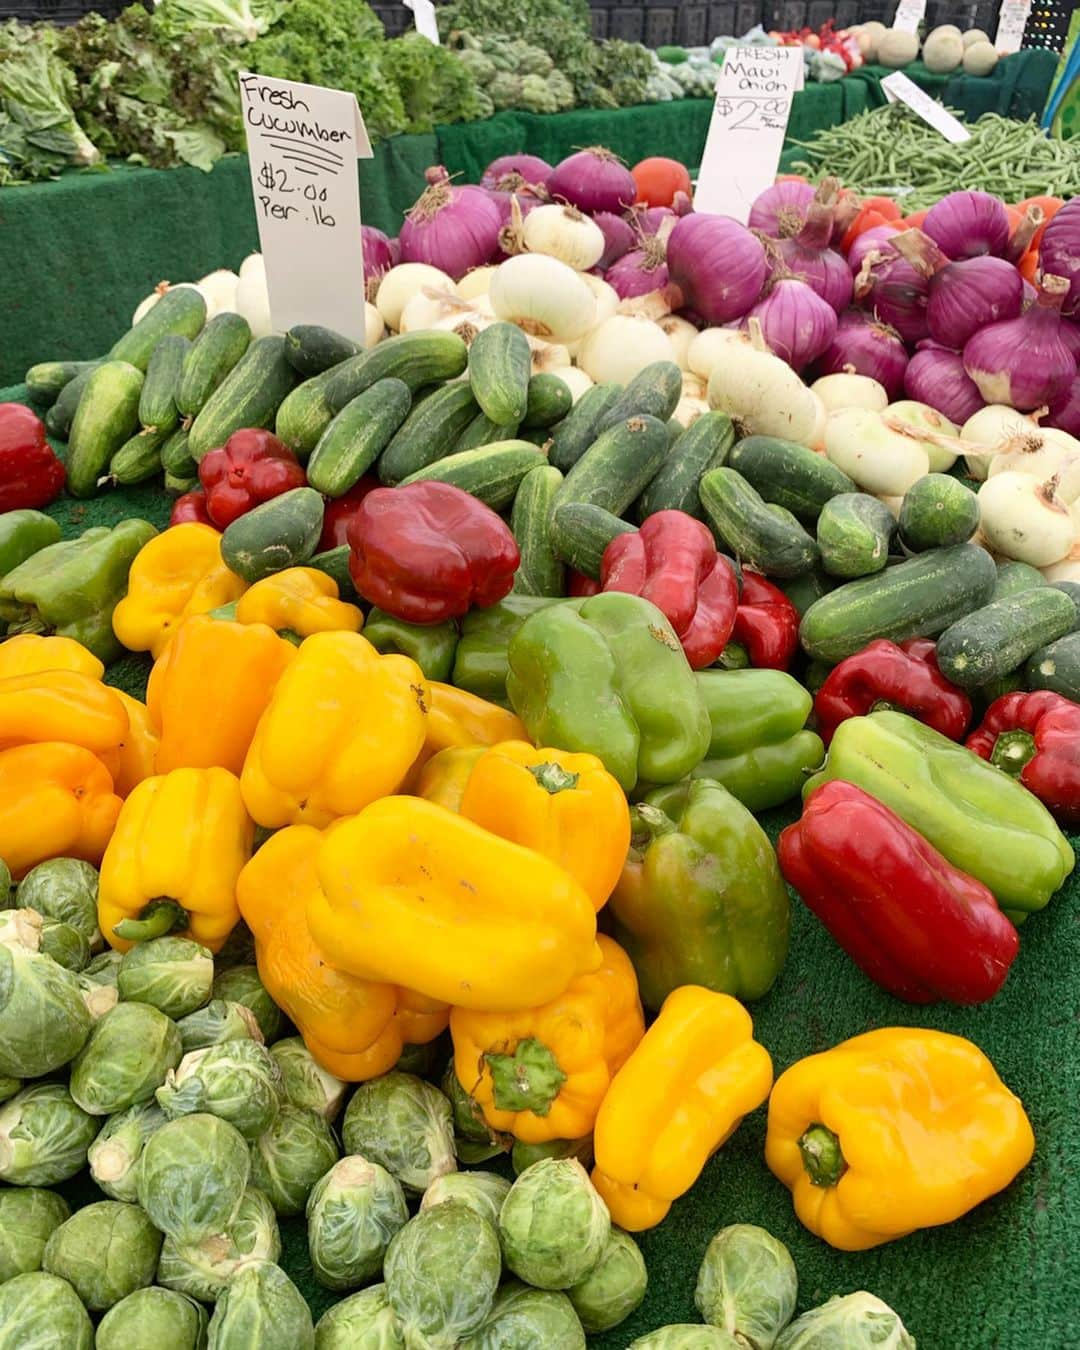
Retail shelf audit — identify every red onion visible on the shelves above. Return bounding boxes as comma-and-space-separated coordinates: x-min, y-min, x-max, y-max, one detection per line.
773, 201, 853, 313
847, 225, 899, 275
1060, 319, 1080, 364
593, 211, 636, 269
963, 275, 1075, 411
361, 225, 394, 297
854, 249, 929, 345
667, 214, 767, 325
1047, 372, 1080, 436
398, 168, 502, 281
388, 236, 401, 267
890, 228, 1024, 351
904, 346, 984, 424
816, 310, 908, 398
630, 205, 676, 236
605, 236, 669, 300
923, 190, 1011, 261
480, 154, 552, 192
489, 191, 543, 260
748, 179, 815, 238
1039, 197, 1080, 317
744, 276, 837, 370
547, 147, 636, 216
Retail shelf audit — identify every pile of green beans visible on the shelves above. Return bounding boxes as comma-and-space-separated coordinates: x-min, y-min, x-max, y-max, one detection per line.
788, 105, 1080, 211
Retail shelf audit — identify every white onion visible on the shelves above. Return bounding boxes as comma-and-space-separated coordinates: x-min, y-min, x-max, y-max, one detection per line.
364, 302, 386, 348
707, 323, 823, 446
682, 372, 707, 400
578, 314, 678, 385
979, 471, 1075, 565
1042, 558, 1080, 581
527, 338, 572, 373
659, 315, 698, 371
673, 394, 710, 429
234, 263, 273, 338
196, 269, 241, 318
960, 404, 1043, 480
489, 254, 596, 344
882, 400, 961, 473
553, 366, 595, 403
688, 327, 750, 381
581, 273, 620, 329
376, 263, 458, 331
986, 431, 1080, 502
458, 267, 498, 301
399, 287, 473, 333
811, 372, 889, 413
523, 204, 605, 271
824, 407, 930, 495
239, 252, 264, 280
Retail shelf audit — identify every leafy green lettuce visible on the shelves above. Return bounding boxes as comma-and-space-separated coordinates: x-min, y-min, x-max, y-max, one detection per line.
152, 0, 283, 43
0, 21, 98, 181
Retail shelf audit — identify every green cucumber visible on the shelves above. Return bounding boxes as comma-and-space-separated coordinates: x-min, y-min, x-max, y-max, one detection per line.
523, 373, 573, 429
25, 359, 100, 406
177, 313, 252, 419
45, 365, 100, 440
307, 378, 412, 497
636, 411, 735, 520
700, 467, 819, 578
109, 286, 206, 371
550, 501, 637, 580
992, 560, 1046, 602
161, 427, 196, 479
594, 361, 682, 434
1026, 631, 1080, 701
817, 494, 896, 579
800, 543, 997, 663
548, 383, 622, 472
107, 426, 170, 486
780, 567, 838, 615
455, 411, 519, 452
511, 465, 565, 597
188, 336, 297, 463
275, 368, 338, 458
165, 471, 199, 496
936, 587, 1078, 688
309, 546, 359, 601
727, 435, 856, 523
555, 415, 669, 517
1051, 581, 1080, 625
284, 324, 361, 377
138, 334, 189, 434
378, 382, 479, 485
898, 473, 979, 551
398, 442, 546, 511
325, 332, 468, 413
518, 426, 553, 447
468, 322, 531, 425
220, 487, 325, 583
66, 361, 145, 498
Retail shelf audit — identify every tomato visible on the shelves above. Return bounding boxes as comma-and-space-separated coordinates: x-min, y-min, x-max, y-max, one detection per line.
631, 157, 692, 208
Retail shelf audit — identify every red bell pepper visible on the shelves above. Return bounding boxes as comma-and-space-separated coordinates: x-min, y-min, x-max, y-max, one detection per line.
600, 510, 737, 669
318, 475, 380, 551
0, 404, 65, 512
815, 637, 972, 745
346, 480, 520, 624
197, 429, 307, 529
730, 570, 799, 670
779, 780, 1019, 1005
567, 569, 600, 598
169, 490, 216, 528
967, 689, 1080, 825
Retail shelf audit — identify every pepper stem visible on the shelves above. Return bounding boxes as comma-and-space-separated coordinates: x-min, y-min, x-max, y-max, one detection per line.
628, 803, 678, 851
528, 762, 579, 794
991, 730, 1038, 777
112, 899, 188, 943
799, 1123, 847, 1188
869, 699, 901, 715
485, 1038, 567, 1116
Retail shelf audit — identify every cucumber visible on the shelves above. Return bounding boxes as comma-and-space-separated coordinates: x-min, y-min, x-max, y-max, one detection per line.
780, 567, 838, 615
468, 322, 531, 425
550, 501, 637, 580
309, 546, 360, 601
992, 560, 1046, 603
109, 286, 206, 371
518, 426, 553, 447
1051, 580, 1080, 625
161, 427, 196, 479
700, 467, 819, 578
898, 473, 980, 551
275, 368, 338, 458
548, 383, 622, 472
66, 361, 145, 498
1026, 631, 1080, 701
555, 415, 669, 517
512, 465, 565, 597
165, 471, 199, 496
817, 493, 895, 579
378, 382, 479, 485
188, 336, 297, 463
594, 361, 682, 434
799, 543, 997, 663
107, 426, 170, 486
727, 435, 856, 523
325, 332, 468, 413
398, 442, 546, 511
936, 587, 1078, 689
523, 373, 573, 429
177, 313, 252, 419
455, 411, 519, 452
284, 324, 361, 377
45, 365, 100, 440
220, 487, 325, 583
138, 334, 189, 434
307, 378, 412, 497
636, 411, 735, 520
25, 359, 100, 406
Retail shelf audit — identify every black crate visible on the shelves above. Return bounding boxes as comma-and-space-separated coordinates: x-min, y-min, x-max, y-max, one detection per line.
645, 6, 677, 43
374, 4, 413, 35
6, 0, 125, 20
1020, 0, 1072, 50
677, 3, 710, 42
735, 0, 764, 32
767, 0, 808, 26
609, 5, 646, 38
590, 6, 610, 35
807, 0, 835, 23
709, 1, 737, 35
833, 0, 859, 22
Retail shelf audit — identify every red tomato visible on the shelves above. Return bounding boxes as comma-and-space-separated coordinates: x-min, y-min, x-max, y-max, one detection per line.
631, 157, 692, 208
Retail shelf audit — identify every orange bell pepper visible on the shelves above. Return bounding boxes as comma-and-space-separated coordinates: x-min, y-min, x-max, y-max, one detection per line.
0, 669, 128, 759
0, 742, 122, 877
404, 682, 527, 786
0, 633, 104, 681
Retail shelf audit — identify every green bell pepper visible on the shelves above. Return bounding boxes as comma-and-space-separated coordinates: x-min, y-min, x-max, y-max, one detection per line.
507, 592, 711, 791
0, 518, 158, 665
0, 510, 61, 579
363, 607, 459, 683
805, 710, 1075, 921
609, 777, 791, 1010
451, 594, 564, 706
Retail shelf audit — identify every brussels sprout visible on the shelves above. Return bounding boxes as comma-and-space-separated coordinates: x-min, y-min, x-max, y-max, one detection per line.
84, 948, 124, 987
97, 1286, 210, 1350
15, 858, 100, 946
77, 971, 120, 1020
0, 1082, 100, 1185
775, 1293, 916, 1349
70, 1001, 183, 1115
695, 1224, 798, 1349
421, 1170, 511, 1226
0, 1075, 19, 1103
212, 965, 283, 1042
342, 1071, 456, 1193
137, 1113, 251, 1245
511, 1134, 593, 1175
271, 1037, 348, 1121
177, 998, 264, 1054
250, 1104, 339, 1216
0, 857, 10, 903
630, 1328, 742, 1348
206, 1259, 314, 1350
498, 1157, 610, 1290
568, 1226, 647, 1332
313, 1283, 404, 1348
0, 1187, 70, 1282
306, 1154, 409, 1290
37, 915, 91, 971
157, 1040, 282, 1140
458, 1280, 586, 1349
442, 1065, 509, 1164
385, 1202, 501, 1347
158, 1187, 281, 1303
395, 1036, 447, 1078
0, 1270, 94, 1349
0, 942, 91, 1078
42, 1199, 162, 1311
118, 936, 215, 1018
89, 1101, 168, 1202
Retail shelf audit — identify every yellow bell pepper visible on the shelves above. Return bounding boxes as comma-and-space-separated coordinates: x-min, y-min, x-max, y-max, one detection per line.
592, 986, 773, 1231
147, 614, 294, 776
111, 691, 159, 798
450, 934, 644, 1144
415, 746, 486, 812
307, 795, 601, 1012
99, 766, 253, 954
0, 742, 122, 877
241, 632, 428, 829
403, 683, 528, 788
764, 1027, 1035, 1251
0, 669, 128, 759
112, 523, 247, 659
235, 567, 363, 638
459, 741, 630, 911
0, 634, 104, 681
237, 825, 448, 1081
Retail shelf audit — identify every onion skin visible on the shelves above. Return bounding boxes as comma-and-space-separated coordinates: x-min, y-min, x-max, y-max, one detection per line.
1038, 196, 1080, 317
963, 275, 1075, 412
1047, 372, 1080, 437
854, 251, 929, 345
904, 347, 985, 424
749, 180, 816, 238
927, 256, 1024, 350
606, 245, 669, 300
816, 309, 908, 399
399, 177, 502, 281
773, 202, 853, 313
848, 225, 899, 276
361, 226, 394, 292
547, 147, 636, 216
745, 277, 838, 370
480, 155, 553, 191
594, 212, 636, 269
667, 214, 767, 326
1060, 318, 1080, 364
923, 190, 1011, 260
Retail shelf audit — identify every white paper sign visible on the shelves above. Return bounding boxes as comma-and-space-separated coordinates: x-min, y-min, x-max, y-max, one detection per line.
882, 71, 972, 143
995, 0, 1031, 54
403, 0, 440, 44
239, 72, 374, 343
892, 0, 926, 33
693, 46, 804, 223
